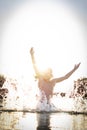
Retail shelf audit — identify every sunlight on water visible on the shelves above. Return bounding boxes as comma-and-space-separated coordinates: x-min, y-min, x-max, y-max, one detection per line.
0, 77, 87, 130
0, 77, 87, 113
0, 112, 87, 130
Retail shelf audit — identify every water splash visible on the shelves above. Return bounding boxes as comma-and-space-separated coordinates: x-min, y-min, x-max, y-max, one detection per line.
0, 77, 87, 113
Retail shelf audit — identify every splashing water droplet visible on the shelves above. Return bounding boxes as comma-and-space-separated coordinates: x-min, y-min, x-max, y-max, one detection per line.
0, 77, 87, 113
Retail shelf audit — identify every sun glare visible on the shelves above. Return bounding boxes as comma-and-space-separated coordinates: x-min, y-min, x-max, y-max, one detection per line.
1, 1, 85, 91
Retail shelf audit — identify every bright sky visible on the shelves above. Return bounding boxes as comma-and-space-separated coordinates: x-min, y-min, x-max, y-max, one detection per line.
0, 1, 87, 91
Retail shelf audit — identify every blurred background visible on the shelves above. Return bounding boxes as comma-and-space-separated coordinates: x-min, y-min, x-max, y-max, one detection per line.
0, 0, 87, 92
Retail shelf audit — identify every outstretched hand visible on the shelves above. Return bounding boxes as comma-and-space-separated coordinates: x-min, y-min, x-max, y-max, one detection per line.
73, 62, 81, 71
30, 47, 34, 55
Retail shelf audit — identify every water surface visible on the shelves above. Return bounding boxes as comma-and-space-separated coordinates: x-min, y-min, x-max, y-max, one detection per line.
0, 111, 87, 130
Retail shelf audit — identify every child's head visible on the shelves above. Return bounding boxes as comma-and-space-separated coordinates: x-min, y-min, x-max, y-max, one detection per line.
42, 68, 53, 80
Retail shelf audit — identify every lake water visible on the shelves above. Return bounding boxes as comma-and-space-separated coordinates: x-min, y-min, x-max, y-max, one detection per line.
0, 111, 87, 130
0, 78, 87, 130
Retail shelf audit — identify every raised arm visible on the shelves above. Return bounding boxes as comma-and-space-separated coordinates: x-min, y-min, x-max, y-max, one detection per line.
30, 47, 40, 77
53, 63, 81, 83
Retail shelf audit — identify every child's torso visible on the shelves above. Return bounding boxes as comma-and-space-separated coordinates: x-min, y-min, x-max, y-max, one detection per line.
38, 78, 55, 97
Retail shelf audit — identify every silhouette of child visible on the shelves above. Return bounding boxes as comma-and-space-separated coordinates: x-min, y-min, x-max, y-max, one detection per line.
30, 47, 81, 103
